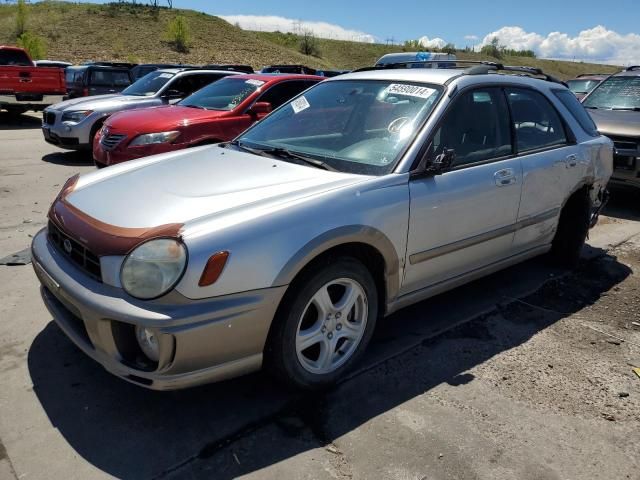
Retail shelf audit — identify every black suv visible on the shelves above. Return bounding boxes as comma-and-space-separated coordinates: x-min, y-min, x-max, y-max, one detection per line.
65, 63, 134, 98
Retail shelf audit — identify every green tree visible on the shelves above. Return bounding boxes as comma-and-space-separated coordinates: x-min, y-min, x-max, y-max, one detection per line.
15, 0, 28, 37
441, 43, 457, 55
480, 37, 503, 59
166, 15, 190, 52
299, 29, 320, 57
17, 32, 47, 60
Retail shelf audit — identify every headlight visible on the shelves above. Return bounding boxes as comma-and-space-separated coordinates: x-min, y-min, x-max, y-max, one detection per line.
120, 238, 187, 299
129, 131, 180, 146
61, 110, 92, 123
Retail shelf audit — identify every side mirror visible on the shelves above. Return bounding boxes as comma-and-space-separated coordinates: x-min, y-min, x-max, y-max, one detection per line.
248, 101, 272, 116
425, 148, 456, 175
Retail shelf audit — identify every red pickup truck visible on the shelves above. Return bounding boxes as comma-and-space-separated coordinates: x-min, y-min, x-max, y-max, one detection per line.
0, 46, 66, 114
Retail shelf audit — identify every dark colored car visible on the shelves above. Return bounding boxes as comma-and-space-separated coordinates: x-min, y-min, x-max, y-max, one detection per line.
317, 70, 350, 77
261, 64, 317, 75
203, 64, 254, 74
65, 64, 133, 98
583, 66, 640, 189
130, 63, 198, 81
93, 74, 323, 167
566, 73, 609, 100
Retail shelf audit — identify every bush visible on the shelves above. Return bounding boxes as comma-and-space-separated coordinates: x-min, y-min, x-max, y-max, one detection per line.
17, 32, 47, 60
166, 15, 190, 52
299, 30, 320, 57
15, 0, 28, 37
480, 37, 503, 59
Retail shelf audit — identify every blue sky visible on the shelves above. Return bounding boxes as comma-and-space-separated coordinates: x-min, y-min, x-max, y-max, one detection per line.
51, 1, 640, 64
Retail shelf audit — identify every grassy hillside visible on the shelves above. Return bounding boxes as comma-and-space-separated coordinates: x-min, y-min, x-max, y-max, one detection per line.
0, 2, 621, 79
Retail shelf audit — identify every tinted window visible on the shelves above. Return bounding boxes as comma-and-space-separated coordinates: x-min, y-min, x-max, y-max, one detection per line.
582, 75, 640, 110
506, 88, 567, 152
0, 49, 32, 66
429, 88, 512, 167
122, 71, 175, 96
257, 81, 318, 109
169, 73, 227, 96
180, 77, 261, 110
90, 69, 130, 87
553, 89, 598, 137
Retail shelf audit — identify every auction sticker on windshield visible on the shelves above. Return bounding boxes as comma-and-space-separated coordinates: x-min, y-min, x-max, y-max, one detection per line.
245, 79, 265, 87
291, 95, 310, 114
386, 84, 436, 99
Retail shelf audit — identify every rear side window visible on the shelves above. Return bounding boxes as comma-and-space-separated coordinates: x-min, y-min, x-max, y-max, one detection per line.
506, 88, 567, 153
90, 69, 130, 87
553, 89, 599, 137
0, 49, 32, 66
257, 81, 318, 109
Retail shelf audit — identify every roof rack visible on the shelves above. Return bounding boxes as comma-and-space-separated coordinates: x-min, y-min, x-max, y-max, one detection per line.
625, 65, 640, 71
202, 64, 254, 74
575, 73, 611, 77
354, 60, 567, 86
81, 61, 137, 69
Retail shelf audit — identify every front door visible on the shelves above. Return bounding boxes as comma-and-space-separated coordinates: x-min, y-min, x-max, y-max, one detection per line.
402, 87, 522, 294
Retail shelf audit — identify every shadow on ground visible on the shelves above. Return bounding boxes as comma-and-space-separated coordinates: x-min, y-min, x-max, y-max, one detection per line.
0, 112, 42, 130
42, 150, 93, 167
604, 186, 640, 222
28, 253, 631, 479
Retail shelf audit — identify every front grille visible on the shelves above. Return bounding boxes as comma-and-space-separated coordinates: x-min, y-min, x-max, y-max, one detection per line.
48, 221, 102, 282
43, 111, 56, 125
609, 136, 639, 153
100, 133, 127, 150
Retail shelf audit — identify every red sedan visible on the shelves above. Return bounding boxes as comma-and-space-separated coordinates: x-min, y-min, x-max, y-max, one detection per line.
93, 74, 323, 167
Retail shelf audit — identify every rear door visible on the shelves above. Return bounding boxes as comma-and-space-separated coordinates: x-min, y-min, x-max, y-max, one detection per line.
505, 88, 577, 253
402, 87, 522, 294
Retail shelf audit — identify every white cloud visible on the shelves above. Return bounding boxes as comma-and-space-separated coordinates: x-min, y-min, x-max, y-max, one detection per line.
464, 35, 479, 41
220, 15, 376, 43
478, 25, 640, 65
417, 36, 448, 49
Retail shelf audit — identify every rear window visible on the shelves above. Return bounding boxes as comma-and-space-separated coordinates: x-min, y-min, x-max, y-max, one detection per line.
89, 69, 131, 87
553, 89, 599, 137
0, 49, 32, 66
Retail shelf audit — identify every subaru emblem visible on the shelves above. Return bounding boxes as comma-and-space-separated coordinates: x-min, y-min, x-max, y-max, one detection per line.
63, 238, 73, 254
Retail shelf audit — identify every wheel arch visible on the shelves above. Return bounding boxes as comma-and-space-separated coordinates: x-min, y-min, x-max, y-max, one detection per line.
272, 225, 401, 316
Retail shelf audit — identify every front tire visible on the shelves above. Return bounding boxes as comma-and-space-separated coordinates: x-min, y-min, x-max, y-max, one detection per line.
266, 257, 378, 390
550, 188, 591, 268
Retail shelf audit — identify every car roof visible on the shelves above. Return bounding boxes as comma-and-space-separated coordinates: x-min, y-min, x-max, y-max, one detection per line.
154, 68, 244, 75
326, 68, 462, 85
613, 69, 640, 78
223, 73, 324, 83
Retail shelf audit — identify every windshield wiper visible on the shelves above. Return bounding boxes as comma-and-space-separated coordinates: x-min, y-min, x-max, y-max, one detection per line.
612, 107, 640, 111
227, 141, 337, 171
583, 106, 598, 109
183, 104, 207, 110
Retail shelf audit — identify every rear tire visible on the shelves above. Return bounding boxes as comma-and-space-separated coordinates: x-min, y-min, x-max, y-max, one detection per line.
266, 257, 378, 390
550, 188, 591, 269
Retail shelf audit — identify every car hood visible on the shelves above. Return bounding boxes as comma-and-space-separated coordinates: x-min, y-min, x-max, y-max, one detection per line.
105, 105, 227, 133
66, 146, 368, 230
49, 94, 158, 112
588, 109, 640, 138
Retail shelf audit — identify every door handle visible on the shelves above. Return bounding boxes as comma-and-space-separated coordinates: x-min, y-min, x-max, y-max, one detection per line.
494, 168, 517, 186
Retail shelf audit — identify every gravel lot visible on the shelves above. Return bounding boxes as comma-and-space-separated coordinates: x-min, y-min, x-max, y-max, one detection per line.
1, 112, 639, 480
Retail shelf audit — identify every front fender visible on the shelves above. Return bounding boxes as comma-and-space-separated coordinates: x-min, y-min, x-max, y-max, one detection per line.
271, 224, 402, 305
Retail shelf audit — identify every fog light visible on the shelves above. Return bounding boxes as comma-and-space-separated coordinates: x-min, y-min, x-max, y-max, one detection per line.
135, 326, 160, 362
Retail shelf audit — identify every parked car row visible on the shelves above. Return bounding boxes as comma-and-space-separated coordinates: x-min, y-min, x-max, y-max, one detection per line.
32, 59, 614, 392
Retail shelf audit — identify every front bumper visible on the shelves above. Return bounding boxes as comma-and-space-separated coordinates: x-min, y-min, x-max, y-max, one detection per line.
41, 110, 95, 150
31, 228, 286, 390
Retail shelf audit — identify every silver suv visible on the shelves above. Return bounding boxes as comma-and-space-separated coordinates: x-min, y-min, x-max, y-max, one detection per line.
41, 68, 241, 150
32, 62, 612, 390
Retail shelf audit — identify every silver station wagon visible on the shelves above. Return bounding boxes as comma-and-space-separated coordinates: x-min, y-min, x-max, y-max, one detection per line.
32, 62, 613, 390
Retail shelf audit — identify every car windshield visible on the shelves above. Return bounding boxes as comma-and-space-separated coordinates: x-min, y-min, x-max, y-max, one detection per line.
179, 77, 263, 110
122, 71, 175, 96
567, 79, 600, 94
583, 76, 640, 109
236, 79, 443, 176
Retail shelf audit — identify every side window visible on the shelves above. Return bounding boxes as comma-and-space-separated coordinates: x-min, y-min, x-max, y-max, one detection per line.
552, 89, 598, 137
257, 81, 314, 109
190, 74, 225, 93
112, 70, 131, 87
506, 88, 568, 152
430, 88, 512, 167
